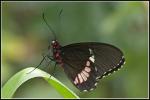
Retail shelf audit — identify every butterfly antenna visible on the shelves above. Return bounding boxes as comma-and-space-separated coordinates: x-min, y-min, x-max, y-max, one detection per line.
49, 62, 57, 79
42, 12, 57, 40
58, 8, 63, 17
27, 55, 46, 74
58, 8, 63, 37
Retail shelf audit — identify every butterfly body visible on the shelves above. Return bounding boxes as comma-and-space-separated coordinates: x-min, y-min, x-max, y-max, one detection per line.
51, 40, 63, 65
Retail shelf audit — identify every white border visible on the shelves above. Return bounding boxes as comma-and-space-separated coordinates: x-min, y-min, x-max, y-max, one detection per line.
1, 1, 149, 99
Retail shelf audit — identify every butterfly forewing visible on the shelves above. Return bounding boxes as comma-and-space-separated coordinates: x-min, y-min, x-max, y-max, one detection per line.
60, 42, 125, 91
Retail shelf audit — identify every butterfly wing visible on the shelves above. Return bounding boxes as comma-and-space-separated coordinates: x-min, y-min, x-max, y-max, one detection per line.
60, 42, 125, 91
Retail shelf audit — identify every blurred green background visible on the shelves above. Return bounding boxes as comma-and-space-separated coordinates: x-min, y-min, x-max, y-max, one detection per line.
1, 2, 148, 98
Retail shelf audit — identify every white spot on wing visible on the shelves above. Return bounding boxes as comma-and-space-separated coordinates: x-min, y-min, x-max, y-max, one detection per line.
104, 72, 107, 75
90, 88, 94, 91
124, 61, 126, 64
94, 83, 98, 86
83, 90, 87, 92
109, 69, 112, 71
89, 48, 95, 63
96, 76, 101, 80
89, 56, 95, 63
121, 65, 123, 68
89, 48, 93, 54
108, 73, 111, 76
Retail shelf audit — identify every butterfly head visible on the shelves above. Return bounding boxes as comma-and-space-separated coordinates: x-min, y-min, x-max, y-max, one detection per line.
51, 40, 61, 49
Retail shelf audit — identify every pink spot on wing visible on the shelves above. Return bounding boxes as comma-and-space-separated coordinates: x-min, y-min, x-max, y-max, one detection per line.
86, 61, 90, 66
84, 67, 91, 72
56, 53, 59, 57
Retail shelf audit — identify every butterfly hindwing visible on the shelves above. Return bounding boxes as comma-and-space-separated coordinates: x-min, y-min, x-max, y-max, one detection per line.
60, 42, 125, 91
63, 62, 98, 91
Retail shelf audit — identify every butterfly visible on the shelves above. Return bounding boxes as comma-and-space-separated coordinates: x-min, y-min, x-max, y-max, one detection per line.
52, 41, 125, 92
29, 9, 125, 92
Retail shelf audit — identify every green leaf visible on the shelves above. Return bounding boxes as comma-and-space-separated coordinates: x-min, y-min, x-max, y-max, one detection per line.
2, 67, 79, 99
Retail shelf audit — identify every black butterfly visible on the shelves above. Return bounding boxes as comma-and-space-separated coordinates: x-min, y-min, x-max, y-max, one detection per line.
29, 9, 125, 92
56, 41, 125, 92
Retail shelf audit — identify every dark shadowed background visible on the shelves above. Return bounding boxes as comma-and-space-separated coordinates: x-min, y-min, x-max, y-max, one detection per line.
1, 1, 148, 98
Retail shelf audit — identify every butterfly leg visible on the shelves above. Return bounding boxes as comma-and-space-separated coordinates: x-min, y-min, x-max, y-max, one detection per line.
49, 62, 57, 79
46, 55, 55, 61
26, 55, 47, 74
44, 55, 57, 79
40, 57, 53, 71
